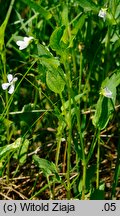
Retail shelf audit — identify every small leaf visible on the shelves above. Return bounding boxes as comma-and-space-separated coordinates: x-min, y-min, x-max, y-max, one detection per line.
37, 44, 60, 69
22, 0, 52, 19
33, 155, 59, 180
76, 0, 99, 12
13, 139, 29, 165
40, 57, 60, 70
69, 14, 86, 47
92, 74, 117, 130
0, 138, 22, 161
46, 67, 65, 94
61, 5, 69, 26
49, 25, 67, 54
37, 44, 53, 58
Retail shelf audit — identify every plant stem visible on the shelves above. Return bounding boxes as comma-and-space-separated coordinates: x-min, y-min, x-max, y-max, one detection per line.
104, 22, 111, 78
66, 71, 72, 199
96, 130, 100, 189
5, 0, 16, 26
82, 161, 86, 200
0, 0, 16, 183
86, 129, 98, 164
70, 45, 86, 199
111, 135, 120, 198
55, 93, 66, 169
79, 45, 83, 95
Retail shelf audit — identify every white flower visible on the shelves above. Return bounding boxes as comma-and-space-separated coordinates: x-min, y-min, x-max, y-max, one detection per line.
2, 74, 18, 94
100, 87, 113, 98
98, 8, 107, 21
16, 36, 34, 50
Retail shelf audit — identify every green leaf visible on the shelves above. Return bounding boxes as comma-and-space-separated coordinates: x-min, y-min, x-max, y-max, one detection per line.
37, 44, 60, 69
92, 97, 113, 130
0, 21, 6, 54
0, 138, 23, 161
0, 0, 15, 54
69, 14, 86, 47
112, 71, 120, 88
92, 73, 118, 130
90, 183, 105, 200
39, 57, 60, 70
86, 165, 96, 191
49, 25, 67, 54
46, 67, 65, 94
101, 72, 120, 90
78, 165, 96, 194
61, 93, 85, 112
37, 43, 65, 93
61, 5, 69, 26
13, 139, 29, 165
111, 145, 120, 198
76, 0, 99, 12
22, 0, 52, 19
33, 155, 59, 180
106, 12, 117, 25
37, 44, 53, 58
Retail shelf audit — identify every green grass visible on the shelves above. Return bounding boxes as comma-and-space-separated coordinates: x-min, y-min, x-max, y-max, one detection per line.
0, 0, 120, 200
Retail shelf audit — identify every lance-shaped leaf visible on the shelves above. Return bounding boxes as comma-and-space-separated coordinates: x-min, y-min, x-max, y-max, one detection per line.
0, 138, 24, 161
49, 25, 68, 55
22, 0, 52, 19
76, 0, 99, 12
92, 74, 117, 130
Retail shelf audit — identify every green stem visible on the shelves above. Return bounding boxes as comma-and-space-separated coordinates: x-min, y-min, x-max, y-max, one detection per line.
104, 25, 111, 78
0, 0, 16, 183
71, 47, 86, 199
55, 92, 67, 170
86, 129, 98, 164
111, 135, 120, 198
70, 89, 86, 199
78, 47, 86, 200
79, 46, 83, 95
55, 121, 63, 168
66, 71, 72, 199
5, 0, 16, 26
82, 162, 86, 200
96, 130, 100, 189
47, 176, 53, 199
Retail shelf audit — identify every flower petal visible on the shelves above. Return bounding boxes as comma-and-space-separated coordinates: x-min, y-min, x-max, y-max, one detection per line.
98, 8, 107, 21
8, 84, 14, 94
16, 41, 27, 50
13, 77, 18, 82
7, 74, 13, 83
20, 44, 28, 50
16, 37, 34, 50
2, 83, 10, 90
16, 40, 23, 46
24, 36, 33, 43
103, 87, 112, 98
100, 87, 113, 98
